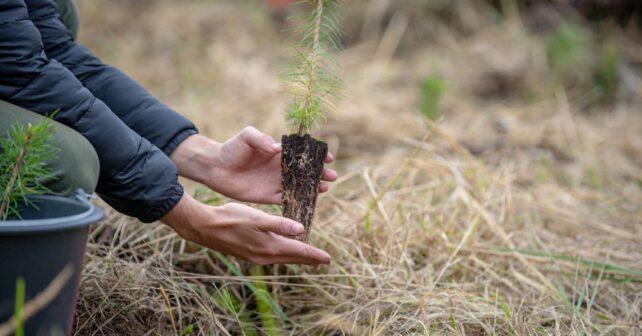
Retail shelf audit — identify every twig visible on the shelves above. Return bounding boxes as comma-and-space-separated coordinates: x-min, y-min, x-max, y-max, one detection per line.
0, 265, 74, 336
160, 286, 178, 336
0, 124, 33, 220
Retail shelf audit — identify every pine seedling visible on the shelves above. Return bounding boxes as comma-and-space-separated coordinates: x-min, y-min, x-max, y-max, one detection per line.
280, 0, 344, 242
283, 0, 343, 135
0, 122, 57, 220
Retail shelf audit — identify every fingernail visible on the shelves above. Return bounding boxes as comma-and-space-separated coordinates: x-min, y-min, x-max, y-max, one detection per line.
321, 255, 331, 264
270, 143, 282, 151
291, 223, 304, 234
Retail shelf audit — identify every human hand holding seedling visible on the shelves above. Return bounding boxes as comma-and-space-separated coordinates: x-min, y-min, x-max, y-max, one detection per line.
161, 192, 331, 265
170, 128, 337, 205
164, 128, 336, 265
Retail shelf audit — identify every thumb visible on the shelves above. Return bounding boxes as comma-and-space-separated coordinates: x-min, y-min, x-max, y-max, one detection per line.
240, 126, 281, 153
261, 215, 305, 236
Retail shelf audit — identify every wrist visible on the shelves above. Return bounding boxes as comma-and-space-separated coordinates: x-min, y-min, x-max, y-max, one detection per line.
170, 134, 222, 185
161, 193, 217, 243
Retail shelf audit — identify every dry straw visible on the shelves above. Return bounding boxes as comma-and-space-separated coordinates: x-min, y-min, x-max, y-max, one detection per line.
73, 1, 641, 335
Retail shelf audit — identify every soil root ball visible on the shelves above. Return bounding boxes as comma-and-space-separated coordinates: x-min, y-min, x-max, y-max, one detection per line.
281, 133, 328, 242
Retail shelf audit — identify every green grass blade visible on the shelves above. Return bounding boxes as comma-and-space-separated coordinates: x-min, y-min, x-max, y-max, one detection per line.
210, 251, 287, 320
14, 277, 25, 336
249, 265, 279, 336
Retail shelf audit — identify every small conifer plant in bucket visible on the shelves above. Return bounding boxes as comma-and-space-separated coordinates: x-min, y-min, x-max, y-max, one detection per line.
0, 122, 57, 220
0, 116, 103, 335
281, 0, 343, 242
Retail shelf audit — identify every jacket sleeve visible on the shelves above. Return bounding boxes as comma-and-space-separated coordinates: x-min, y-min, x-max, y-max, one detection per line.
27, 0, 198, 156
0, 0, 183, 222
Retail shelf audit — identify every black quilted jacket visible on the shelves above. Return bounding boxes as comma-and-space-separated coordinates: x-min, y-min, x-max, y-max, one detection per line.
0, 0, 198, 222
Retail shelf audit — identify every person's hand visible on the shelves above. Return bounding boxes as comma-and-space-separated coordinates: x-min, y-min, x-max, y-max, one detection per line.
161, 194, 331, 265
211, 127, 337, 203
170, 128, 337, 204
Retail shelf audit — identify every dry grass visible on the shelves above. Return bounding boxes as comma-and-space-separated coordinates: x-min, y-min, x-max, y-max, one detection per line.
73, 1, 641, 335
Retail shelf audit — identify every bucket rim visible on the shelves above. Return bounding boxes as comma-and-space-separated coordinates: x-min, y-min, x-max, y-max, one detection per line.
0, 191, 104, 234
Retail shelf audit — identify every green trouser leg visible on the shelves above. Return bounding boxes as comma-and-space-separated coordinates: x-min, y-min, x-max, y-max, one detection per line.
0, 101, 100, 195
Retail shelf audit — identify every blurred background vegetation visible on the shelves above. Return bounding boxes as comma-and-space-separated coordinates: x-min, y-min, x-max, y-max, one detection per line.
74, 1, 641, 335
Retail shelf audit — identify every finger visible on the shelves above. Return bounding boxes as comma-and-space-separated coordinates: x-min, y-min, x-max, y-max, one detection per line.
272, 237, 331, 265
324, 151, 334, 163
321, 168, 337, 182
240, 126, 280, 154
260, 215, 305, 236
253, 235, 331, 265
319, 182, 329, 193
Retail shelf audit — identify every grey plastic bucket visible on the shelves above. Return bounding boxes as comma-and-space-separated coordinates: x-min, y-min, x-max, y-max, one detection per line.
0, 191, 103, 336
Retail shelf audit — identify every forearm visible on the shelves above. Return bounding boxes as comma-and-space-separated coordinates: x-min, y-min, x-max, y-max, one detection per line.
0, 1, 183, 223
28, 2, 197, 155
169, 134, 223, 186
73, 64, 198, 154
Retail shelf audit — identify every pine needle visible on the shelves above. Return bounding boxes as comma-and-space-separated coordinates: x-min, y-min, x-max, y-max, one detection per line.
284, 0, 344, 135
0, 124, 34, 219
0, 121, 57, 220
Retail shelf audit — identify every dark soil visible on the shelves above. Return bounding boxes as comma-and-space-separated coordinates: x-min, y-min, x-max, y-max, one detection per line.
281, 134, 328, 242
